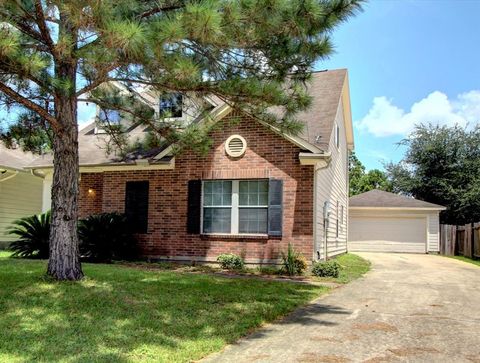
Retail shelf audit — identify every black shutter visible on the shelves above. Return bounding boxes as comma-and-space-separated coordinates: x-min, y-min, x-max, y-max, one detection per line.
268, 179, 283, 237
187, 180, 202, 234
125, 181, 149, 233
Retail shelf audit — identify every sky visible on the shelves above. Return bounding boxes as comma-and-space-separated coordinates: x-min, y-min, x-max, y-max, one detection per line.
316, 0, 480, 170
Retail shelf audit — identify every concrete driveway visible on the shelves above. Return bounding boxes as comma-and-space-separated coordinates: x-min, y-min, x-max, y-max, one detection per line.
203, 253, 480, 363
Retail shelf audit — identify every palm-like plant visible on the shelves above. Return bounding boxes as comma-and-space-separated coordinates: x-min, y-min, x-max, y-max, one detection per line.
8, 211, 51, 259
78, 212, 138, 262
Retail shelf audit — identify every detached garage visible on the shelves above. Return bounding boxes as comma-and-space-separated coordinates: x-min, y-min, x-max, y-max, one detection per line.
348, 190, 445, 254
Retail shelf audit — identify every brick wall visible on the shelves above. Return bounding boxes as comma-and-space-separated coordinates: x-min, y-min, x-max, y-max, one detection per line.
79, 112, 315, 263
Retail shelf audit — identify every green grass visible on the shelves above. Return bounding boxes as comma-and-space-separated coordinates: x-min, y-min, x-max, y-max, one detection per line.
312, 253, 371, 284
447, 255, 480, 267
0, 254, 328, 363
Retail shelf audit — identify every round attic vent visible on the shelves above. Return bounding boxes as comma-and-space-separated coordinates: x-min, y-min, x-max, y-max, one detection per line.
225, 135, 247, 158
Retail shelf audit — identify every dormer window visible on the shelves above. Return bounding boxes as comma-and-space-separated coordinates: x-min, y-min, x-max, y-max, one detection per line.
159, 93, 183, 118
98, 109, 121, 124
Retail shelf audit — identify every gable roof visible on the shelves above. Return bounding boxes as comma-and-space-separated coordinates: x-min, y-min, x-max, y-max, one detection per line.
0, 144, 39, 171
27, 68, 351, 170
349, 189, 446, 210
295, 69, 352, 150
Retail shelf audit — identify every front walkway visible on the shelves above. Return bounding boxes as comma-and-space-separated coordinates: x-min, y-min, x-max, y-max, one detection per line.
203, 253, 480, 362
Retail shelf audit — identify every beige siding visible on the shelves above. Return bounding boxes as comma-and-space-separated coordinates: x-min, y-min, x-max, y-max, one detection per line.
0, 172, 43, 244
314, 101, 349, 260
427, 212, 440, 252
348, 209, 441, 254
349, 215, 427, 253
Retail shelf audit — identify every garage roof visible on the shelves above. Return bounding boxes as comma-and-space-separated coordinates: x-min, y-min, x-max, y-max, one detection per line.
349, 189, 446, 210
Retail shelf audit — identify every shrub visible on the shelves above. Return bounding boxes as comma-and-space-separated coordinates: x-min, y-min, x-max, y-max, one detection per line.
8, 211, 51, 259
311, 260, 341, 278
217, 253, 244, 270
281, 243, 308, 276
78, 212, 137, 262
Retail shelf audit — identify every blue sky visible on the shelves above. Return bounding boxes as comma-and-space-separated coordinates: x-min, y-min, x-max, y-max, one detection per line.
316, 0, 480, 170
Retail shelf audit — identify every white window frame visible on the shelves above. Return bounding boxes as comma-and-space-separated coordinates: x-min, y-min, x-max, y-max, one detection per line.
334, 123, 340, 148
201, 179, 269, 235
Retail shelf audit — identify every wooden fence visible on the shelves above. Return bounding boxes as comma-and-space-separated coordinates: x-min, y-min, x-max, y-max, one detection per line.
439, 222, 480, 258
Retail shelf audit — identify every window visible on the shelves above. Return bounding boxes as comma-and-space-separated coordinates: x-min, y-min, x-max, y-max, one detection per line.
336, 200, 339, 238
159, 93, 183, 118
125, 181, 149, 233
334, 123, 340, 148
202, 180, 269, 235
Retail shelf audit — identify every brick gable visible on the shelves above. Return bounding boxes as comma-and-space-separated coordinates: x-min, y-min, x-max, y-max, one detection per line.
79, 111, 314, 263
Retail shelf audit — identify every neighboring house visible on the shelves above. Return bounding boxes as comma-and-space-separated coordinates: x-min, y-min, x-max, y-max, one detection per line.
0, 144, 43, 248
25, 69, 353, 264
348, 189, 446, 254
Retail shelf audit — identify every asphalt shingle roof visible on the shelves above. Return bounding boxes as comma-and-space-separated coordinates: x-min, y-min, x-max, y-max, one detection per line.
349, 189, 445, 209
28, 69, 348, 168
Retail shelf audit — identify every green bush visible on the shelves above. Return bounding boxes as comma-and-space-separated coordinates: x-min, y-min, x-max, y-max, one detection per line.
8, 211, 51, 259
78, 212, 138, 262
217, 253, 244, 270
281, 243, 307, 276
311, 260, 340, 278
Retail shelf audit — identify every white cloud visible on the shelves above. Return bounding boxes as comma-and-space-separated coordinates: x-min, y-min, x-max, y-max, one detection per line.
356, 90, 480, 137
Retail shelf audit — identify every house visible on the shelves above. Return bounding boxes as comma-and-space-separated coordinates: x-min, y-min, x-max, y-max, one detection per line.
348, 189, 446, 253
0, 144, 43, 248
26, 69, 353, 264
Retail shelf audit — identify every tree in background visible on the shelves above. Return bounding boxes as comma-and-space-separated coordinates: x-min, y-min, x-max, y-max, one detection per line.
385, 124, 480, 225
0, 0, 363, 280
349, 151, 392, 196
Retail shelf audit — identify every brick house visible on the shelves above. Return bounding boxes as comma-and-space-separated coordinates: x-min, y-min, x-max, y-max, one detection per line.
28, 69, 353, 264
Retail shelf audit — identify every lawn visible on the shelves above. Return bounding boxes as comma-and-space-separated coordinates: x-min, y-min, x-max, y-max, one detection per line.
448, 255, 480, 267
313, 253, 371, 284
0, 252, 328, 363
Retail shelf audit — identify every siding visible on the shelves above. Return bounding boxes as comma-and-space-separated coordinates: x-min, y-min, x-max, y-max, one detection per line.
348, 209, 441, 254
314, 100, 349, 260
0, 172, 43, 244
427, 212, 440, 252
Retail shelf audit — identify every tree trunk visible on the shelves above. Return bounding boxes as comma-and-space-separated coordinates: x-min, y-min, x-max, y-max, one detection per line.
47, 93, 83, 280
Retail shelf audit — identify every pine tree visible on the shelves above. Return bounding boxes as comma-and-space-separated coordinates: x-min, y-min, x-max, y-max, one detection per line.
0, 0, 363, 280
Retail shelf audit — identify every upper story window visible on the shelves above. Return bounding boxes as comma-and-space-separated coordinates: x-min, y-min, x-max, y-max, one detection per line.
159, 93, 183, 118
98, 109, 121, 124
334, 123, 340, 148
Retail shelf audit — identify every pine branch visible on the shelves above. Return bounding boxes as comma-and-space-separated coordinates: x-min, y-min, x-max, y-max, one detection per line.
34, 0, 57, 58
0, 81, 59, 131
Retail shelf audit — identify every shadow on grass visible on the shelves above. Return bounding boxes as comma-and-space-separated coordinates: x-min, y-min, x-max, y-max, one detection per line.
0, 258, 335, 362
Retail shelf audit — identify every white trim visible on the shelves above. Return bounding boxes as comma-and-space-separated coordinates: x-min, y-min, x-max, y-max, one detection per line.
153, 103, 232, 160
231, 180, 239, 234
299, 152, 331, 166
349, 206, 446, 211
201, 179, 269, 235
29, 159, 175, 174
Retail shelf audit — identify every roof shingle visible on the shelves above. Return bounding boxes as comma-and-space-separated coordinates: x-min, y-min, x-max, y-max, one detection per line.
349, 189, 445, 209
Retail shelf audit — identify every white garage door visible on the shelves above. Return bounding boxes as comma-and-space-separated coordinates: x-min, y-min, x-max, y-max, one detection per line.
349, 216, 427, 253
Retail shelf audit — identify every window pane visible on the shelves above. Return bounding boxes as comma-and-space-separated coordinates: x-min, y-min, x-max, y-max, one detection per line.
258, 181, 268, 193
203, 208, 231, 233
239, 180, 268, 206
239, 181, 249, 193
239, 192, 248, 205
204, 181, 232, 206
258, 192, 268, 205
203, 193, 212, 206
239, 208, 268, 234
160, 93, 183, 118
